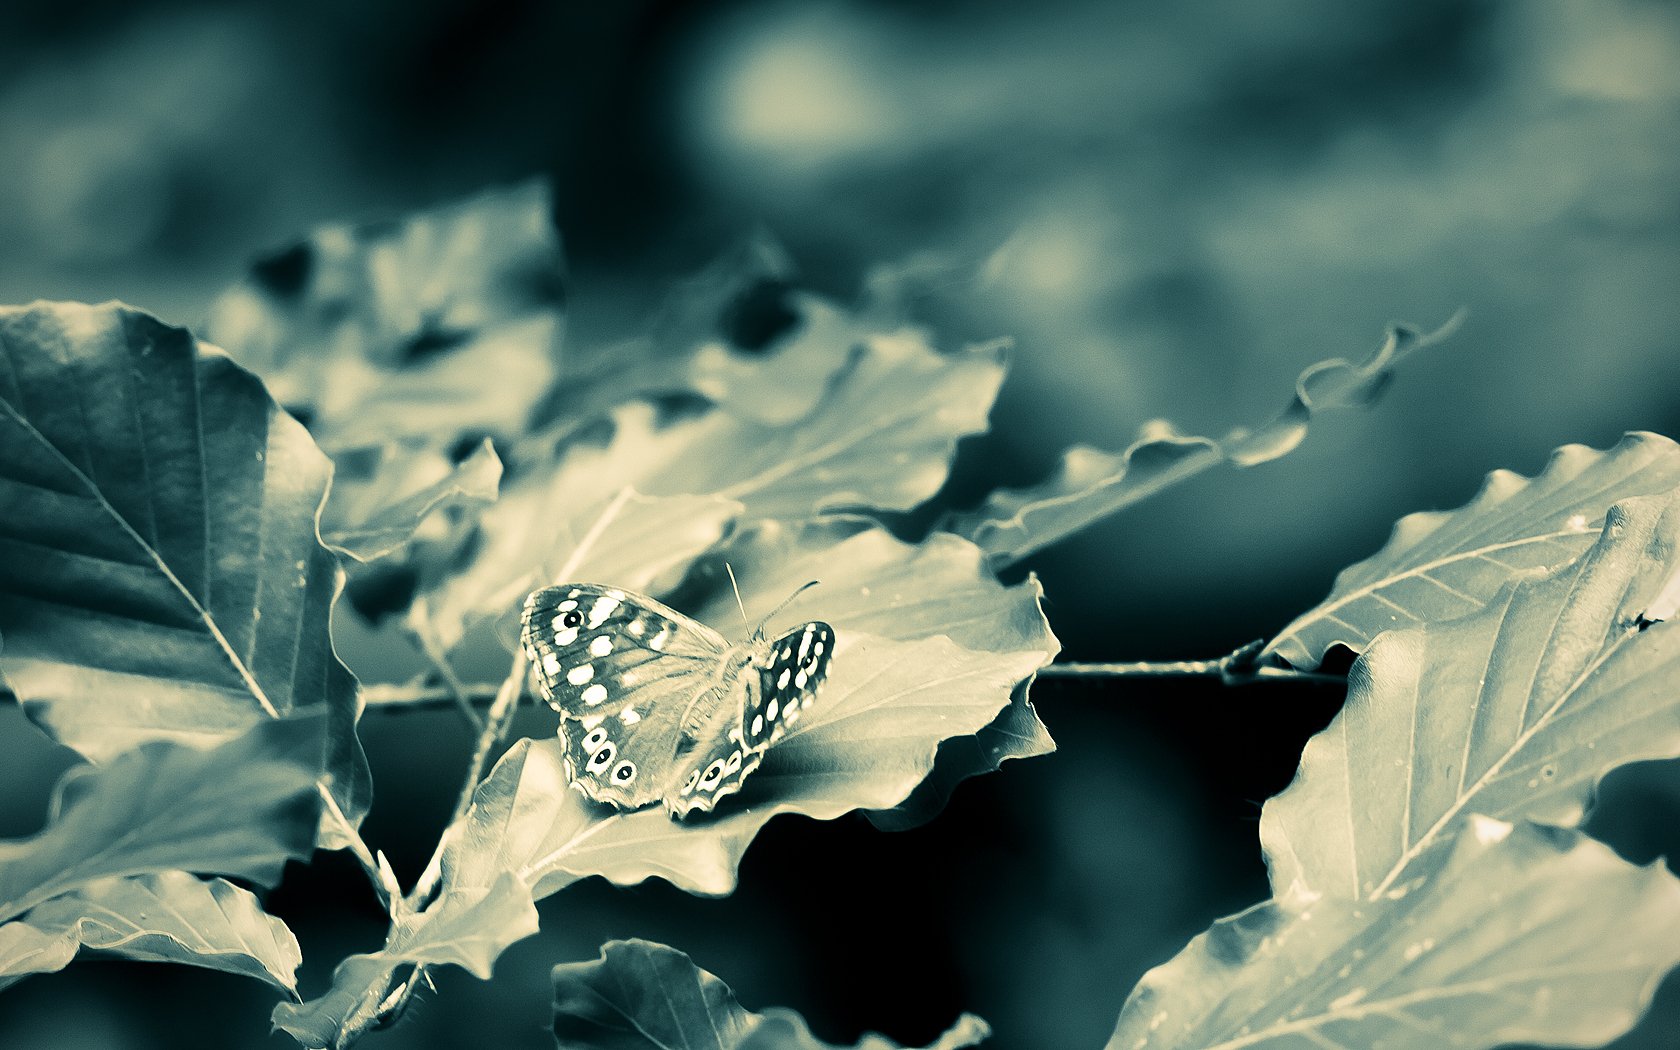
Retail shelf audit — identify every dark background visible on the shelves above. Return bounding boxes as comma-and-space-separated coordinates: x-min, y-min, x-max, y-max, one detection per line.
1, 1, 1678, 1048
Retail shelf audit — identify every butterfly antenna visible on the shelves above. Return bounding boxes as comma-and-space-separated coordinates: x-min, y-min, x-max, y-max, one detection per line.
724, 563, 752, 632
751, 579, 820, 640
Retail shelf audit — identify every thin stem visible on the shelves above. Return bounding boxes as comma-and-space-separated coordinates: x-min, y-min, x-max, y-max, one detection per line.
408, 598, 485, 733
318, 787, 392, 910
1039, 661, 1346, 685
406, 486, 637, 903
367, 487, 640, 1044
360, 652, 1345, 714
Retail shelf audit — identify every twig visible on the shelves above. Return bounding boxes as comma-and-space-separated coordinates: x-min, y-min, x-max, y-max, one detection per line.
361, 644, 1344, 714
1039, 661, 1345, 685
408, 486, 636, 903
407, 599, 486, 733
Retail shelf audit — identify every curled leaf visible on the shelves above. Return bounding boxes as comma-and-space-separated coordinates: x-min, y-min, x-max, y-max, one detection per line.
1109, 818, 1680, 1050
0, 302, 369, 844
553, 939, 991, 1050
3, 871, 302, 992
1264, 430, 1680, 668
949, 319, 1458, 567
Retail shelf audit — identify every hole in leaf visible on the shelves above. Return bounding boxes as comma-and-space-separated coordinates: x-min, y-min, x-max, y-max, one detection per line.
721, 277, 799, 352
251, 242, 314, 299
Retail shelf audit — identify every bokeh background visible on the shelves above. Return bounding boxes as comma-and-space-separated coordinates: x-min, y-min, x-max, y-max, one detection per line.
2, 1, 1679, 1048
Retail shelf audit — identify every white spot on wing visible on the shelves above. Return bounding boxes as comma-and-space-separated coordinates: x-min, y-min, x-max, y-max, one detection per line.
556, 626, 579, 646
581, 683, 608, 705
752, 714, 764, 736
589, 635, 613, 657
622, 707, 641, 725
557, 599, 579, 612
649, 628, 670, 651
588, 596, 620, 627
542, 653, 562, 677
567, 664, 594, 685
767, 698, 779, 721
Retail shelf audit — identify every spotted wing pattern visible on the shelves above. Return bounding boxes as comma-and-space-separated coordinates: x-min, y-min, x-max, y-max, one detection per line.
521, 584, 726, 809
663, 621, 835, 818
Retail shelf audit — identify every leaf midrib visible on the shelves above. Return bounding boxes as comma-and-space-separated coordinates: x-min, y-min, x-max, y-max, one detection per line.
0, 367, 281, 719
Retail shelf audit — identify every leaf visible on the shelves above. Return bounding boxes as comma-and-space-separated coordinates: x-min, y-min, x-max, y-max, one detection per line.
0, 302, 370, 843
203, 180, 565, 451
687, 295, 879, 426
271, 872, 538, 1048
1265, 430, 1680, 668
321, 438, 502, 562
417, 482, 741, 652
948, 319, 1459, 568
554, 236, 863, 426
445, 632, 1049, 900
0, 716, 322, 922
552, 939, 991, 1050
417, 327, 1007, 650
1262, 493, 1680, 902
678, 519, 1059, 829
2, 871, 301, 992
519, 329, 1006, 523
1108, 817, 1680, 1050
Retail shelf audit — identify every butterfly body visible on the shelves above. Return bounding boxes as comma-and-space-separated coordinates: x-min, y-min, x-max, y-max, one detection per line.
520, 583, 834, 817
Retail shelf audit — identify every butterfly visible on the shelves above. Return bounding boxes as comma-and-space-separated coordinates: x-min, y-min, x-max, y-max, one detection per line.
519, 582, 835, 818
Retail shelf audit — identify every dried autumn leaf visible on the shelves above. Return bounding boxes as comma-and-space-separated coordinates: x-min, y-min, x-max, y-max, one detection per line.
1264, 430, 1680, 668
0, 302, 370, 845
553, 940, 991, 1050
2, 871, 302, 993
948, 320, 1458, 567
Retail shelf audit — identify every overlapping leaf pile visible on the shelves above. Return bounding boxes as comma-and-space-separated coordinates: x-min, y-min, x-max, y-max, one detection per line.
1106, 450, 1680, 1049
0, 299, 379, 995
255, 200, 1058, 1039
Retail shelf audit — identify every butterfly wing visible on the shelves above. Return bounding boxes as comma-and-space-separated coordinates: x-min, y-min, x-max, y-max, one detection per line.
664, 621, 836, 818
521, 584, 728, 808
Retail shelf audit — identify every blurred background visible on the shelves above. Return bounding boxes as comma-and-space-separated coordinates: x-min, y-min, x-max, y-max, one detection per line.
2, 1, 1679, 1048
